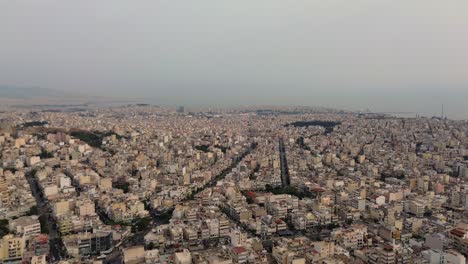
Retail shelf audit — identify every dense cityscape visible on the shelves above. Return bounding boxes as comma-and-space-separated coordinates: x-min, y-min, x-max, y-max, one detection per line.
0, 104, 466, 264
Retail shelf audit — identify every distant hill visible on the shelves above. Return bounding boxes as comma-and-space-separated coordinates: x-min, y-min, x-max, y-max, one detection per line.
0, 85, 73, 99
0, 85, 141, 106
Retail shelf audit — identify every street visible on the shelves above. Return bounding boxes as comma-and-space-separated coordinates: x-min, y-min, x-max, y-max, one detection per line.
25, 169, 67, 262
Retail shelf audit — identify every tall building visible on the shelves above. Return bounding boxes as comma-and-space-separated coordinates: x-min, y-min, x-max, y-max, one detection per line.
32, 234, 49, 257
448, 222, 468, 257
63, 231, 113, 257
0, 177, 9, 205
0, 234, 25, 262
368, 245, 396, 264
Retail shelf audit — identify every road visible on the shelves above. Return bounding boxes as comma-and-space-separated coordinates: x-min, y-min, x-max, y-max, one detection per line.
279, 138, 291, 187
25, 169, 67, 262
182, 142, 258, 201
99, 142, 258, 263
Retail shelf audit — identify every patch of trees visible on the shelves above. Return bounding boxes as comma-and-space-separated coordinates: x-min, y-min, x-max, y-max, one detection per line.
327, 223, 340, 229
286, 121, 341, 135
38, 215, 49, 234
214, 145, 230, 153
264, 184, 315, 199
142, 200, 151, 211
424, 210, 433, 217
296, 137, 311, 151
4, 167, 17, 173
113, 181, 130, 193
70, 131, 104, 148
248, 164, 260, 180
0, 219, 10, 239
39, 149, 54, 159
70, 130, 124, 148
20, 121, 49, 128
415, 142, 423, 153
146, 242, 156, 250
104, 216, 152, 233
155, 208, 174, 225
195, 145, 210, 153
131, 217, 152, 233
380, 171, 405, 181
25, 205, 38, 216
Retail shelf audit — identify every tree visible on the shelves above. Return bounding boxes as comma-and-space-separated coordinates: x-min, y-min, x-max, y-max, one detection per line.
38, 215, 49, 234
0, 219, 10, 239
25, 205, 38, 216
147, 242, 155, 250
39, 149, 54, 159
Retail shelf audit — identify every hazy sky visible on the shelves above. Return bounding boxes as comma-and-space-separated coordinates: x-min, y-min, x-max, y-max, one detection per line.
1, 0, 468, 116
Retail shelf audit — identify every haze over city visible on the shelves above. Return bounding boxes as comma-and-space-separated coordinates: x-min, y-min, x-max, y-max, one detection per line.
1, 1, 468, 264
1, 0, 468, 118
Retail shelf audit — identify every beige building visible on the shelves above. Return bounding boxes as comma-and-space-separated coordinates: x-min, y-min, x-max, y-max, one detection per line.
123, 246, 145, 264
31, 254, 47, 264
14, 138, 26, 148
311, 241, 335, 260
76, 200, 96, 217
99, 178, 113, 190
0, 234, 25, 262
9, 215, 41, 238
175, 249, 192, 264
54, 200, 73, 216
448, 222, 468, 257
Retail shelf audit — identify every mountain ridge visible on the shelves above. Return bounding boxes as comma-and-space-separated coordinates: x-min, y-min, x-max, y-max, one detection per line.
0, 85, 76, 99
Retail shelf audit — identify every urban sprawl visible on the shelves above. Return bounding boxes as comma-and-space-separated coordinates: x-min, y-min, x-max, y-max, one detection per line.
0, 105, 467, 264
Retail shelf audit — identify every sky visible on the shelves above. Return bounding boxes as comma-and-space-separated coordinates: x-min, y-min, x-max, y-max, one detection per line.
1, 0, 468, 117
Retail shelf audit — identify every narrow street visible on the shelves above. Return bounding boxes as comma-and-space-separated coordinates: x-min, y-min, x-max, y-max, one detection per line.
84, 142, 258, 263
279, 138, 291, 187
184, 142, 258, 200
25, 169, 67, 262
